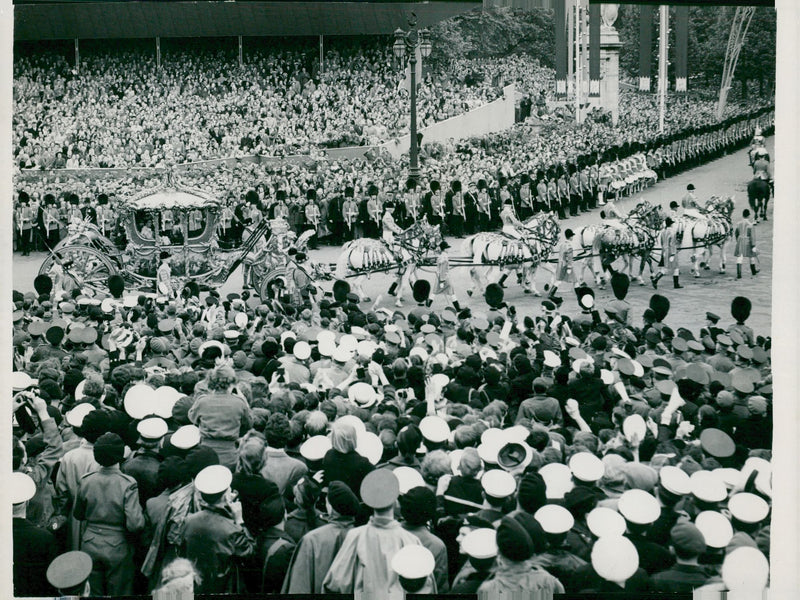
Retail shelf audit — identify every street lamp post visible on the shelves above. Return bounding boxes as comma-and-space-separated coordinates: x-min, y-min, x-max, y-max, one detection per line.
394, 15, 432, 184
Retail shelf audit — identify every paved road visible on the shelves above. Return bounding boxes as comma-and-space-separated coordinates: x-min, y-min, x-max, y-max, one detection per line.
13, 137, 773, 338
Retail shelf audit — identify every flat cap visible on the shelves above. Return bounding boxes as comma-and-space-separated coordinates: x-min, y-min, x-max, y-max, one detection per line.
586, 507, 626, 538
618, 489, 661, 524
195, 465, 233, 495
391, 545, 435, 580
361, 469, 400, 509
481, 469, 517, 499
591, 536, 639, 583
46, 551, 93, 591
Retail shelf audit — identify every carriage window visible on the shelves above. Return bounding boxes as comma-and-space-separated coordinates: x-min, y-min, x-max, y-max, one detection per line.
135, 211, 156, 240
187, 209, 208, 240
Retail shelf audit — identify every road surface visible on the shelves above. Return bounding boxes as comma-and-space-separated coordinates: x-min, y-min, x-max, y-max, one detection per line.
13, 137, 773, 339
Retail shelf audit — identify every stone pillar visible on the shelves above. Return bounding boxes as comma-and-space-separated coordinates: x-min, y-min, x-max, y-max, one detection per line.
599, 25, 622, 126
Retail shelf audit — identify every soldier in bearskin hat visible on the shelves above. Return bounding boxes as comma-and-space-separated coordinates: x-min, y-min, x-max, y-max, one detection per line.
728, 296, 754, 346
606, 272, 631, 325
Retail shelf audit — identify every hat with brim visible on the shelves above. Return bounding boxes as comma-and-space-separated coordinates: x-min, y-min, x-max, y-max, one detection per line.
695, 510, 733, 548
497, 442, 533, 471
721, 547, 769, 592
394, 466, 426, 494
348, 382, 378, 408
690, 470, 728, 503
47, 551, 93, 591
391, 544, 435, 580
195, 465, 232, 495
569, 452, 605, 483
300, 435, 332, 462
419, 416, 450, 444
591, 536, 639, 583
586, 507, 626, 538
543, 350, 560, 368
618, 489, 661, 524
12, 371, 38, 392
481, 469, 517, 499
361, 469, 400, 509
727, 492, 769, 524
170, 425, 201, 450
659, 465, 691, 496
124, 384, 157, 419
11, 472, 37, 504
461, 528, 498, 559
700, 428, 736, 458
534, 504, 574, 535
137, 417, 169, 440
356, 431, 384, 465
66, 402, 96, 428
539, 462, 574, 499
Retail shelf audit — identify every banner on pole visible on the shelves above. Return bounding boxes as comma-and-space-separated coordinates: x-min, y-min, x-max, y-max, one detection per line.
555, 0, 567, 98
589, 3, 600, 97
639, 5, 653, 92
675, 6, 689, 92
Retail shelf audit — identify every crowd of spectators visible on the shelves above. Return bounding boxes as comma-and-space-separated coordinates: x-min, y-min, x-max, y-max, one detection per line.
12, 264, 773, 597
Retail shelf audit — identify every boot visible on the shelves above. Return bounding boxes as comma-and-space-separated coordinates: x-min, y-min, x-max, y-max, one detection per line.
498, 273, 509, 288
673, 276, 683, 289
452, 300, 461, 311
751, 263, 759, 276
650, 273, 663, 289
548, 285, 559, 299
737, 264, 742, 279
388, 281, 398, 296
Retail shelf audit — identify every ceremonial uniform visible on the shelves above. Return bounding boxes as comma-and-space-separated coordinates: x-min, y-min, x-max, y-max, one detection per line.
448, 185, 466, 237
476, 186, 492, 231
381, 209, 403, 245
518, 179, 533, 220
734, 214, 757, 278
305, 202, 321, 248
17, 203, 34, 255
404, 190, 421, 226
343, 198, 359, 240
366, 196, 382, 239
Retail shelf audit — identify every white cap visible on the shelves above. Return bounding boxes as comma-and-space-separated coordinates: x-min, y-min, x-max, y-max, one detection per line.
502, 425, 530, 444
622, 414, 646, 443
419, 416, 450, 444
721, 547, 769, 591
480, 428, 504, 446
659, 465, 692, 496
66, 403, 96, 428
618, 489, 661, 525
279, 331, 296, 344
461, 528, 498, 559
300, 435, 331, 461
12, 372, 38, 391
137, 417, 168, 440
591, 536, 639, 583
123, 384, 157, 420
332, 345, 352, 363
194, 465, 232, 495
394, 466, 426, 494
336, 415, 367, 437
317, 330, 336, 345
356, 431, 384, 465
534, 504, 575, 535
234, 312, 248, 329
481, 469, 517, 499
170, 425, 201, 450
391, 545, 435, 580
539, 462, 574, 499
408, 346, 429, 362
727, 492, 770, 524
694, 510, 734, 548
318, 340, 336, 358
569, 452, 605, 483
348, 382, 378, 408
338, 334, 358, 352
476, 438, 504, 465
543, 350, 560, 368
690, 470, 728, 503
11, 472, 37, 504
587, 507, 627, 538
600, 369, 615, 385
74, 379, 87, 402
153, 386, 183, 419
293, 341, 311, 361
357, 340, 377, 359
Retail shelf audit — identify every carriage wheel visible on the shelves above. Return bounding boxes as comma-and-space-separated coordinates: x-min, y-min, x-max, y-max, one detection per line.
39, 245, 119, 296
257, 267, 292, 303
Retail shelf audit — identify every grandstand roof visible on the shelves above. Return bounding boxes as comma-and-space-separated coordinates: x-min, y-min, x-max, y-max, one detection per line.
14, 1, 479, 41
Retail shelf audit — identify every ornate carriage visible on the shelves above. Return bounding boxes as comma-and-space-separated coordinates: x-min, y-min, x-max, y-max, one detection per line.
38, 175, 279, 299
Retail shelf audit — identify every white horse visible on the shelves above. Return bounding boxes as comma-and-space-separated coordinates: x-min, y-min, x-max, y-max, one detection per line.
334, 221, 442, 306
674, 196, 735, 277
461, 213, 560, 296
572, 201, 666, 286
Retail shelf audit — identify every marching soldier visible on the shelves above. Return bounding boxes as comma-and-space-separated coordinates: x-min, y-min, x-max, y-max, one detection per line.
16, 192, 34, 255
518, 174, 534, 220
342, 187, 359, 240
447, 180, 466, 237
476, 179, 492, 231
733, 209, 758, 279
